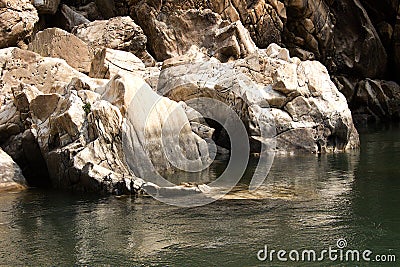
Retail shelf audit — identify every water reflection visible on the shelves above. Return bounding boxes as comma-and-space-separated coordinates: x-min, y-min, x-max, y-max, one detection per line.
0, 125, 399, 266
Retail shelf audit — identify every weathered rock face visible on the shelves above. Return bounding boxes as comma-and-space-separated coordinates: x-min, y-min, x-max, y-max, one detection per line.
351, 79, 400, 123
0, 48, 137, 193
0, 48, 105, 100
28, 28, 93, 74
72, 16, 156, 66
393, 6, 400, 80
0, 148, 27, 191
207, 0, 287, 48
0, 0, 39, 48
158, 44, 359, 153
110, 74, 211, 178
284, 0, 387, 79
129, 0, 286, 51
0, 48, 213, 194
130, 5, 257, 62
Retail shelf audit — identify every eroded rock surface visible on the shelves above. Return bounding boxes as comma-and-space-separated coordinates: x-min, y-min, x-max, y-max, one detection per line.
72, 16, 156, 66
28, 28, 93, 73
158, 44, 359, 154
0, 0, 39, 48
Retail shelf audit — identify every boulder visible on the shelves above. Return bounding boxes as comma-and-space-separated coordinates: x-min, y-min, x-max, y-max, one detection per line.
120, 74, 212, 178
0, 0, 39, 48
28, 28, 93, 73
158, 44, 359, 153
130, 6, 257, 62
72, 16, 156, 66
0, 148, 27, 191
0, 48, 106, 99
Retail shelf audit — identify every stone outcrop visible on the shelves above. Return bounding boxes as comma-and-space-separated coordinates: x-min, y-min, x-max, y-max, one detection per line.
130, 5, 257, 62
284, 0, 387, 79
0, 148, 27, 191
5, 0, 398, 196
158, 44, 359, 154
0, 0, 39, 48
0, 48, 133, 193
28, 28, 93, 74
72, 16, 156, 66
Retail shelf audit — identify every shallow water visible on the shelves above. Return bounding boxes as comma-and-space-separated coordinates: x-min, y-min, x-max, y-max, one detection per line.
0, 124, 399, 266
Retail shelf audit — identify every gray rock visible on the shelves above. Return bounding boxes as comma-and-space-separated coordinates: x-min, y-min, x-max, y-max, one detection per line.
61, 4, 91, 31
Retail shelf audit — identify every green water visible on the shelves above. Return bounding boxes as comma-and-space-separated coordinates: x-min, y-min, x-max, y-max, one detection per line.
0, 125, 399, 266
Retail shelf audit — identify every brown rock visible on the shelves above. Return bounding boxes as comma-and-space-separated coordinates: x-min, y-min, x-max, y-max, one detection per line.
28, 28, 93, 74
0, 0, 39, 48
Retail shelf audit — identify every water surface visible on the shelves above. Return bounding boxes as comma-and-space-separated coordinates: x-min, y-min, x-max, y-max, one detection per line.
0, 124, 399, 266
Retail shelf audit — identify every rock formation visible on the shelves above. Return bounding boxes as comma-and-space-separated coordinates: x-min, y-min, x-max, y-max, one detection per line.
1, 0, 399, 195
72, 16, 156, 66
158, 44, 359, 154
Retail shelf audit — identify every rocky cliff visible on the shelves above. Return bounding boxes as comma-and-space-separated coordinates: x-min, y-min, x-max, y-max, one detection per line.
1, 0, 396, 194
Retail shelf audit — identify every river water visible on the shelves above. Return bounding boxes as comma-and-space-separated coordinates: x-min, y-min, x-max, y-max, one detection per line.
0, 124, 399, 266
